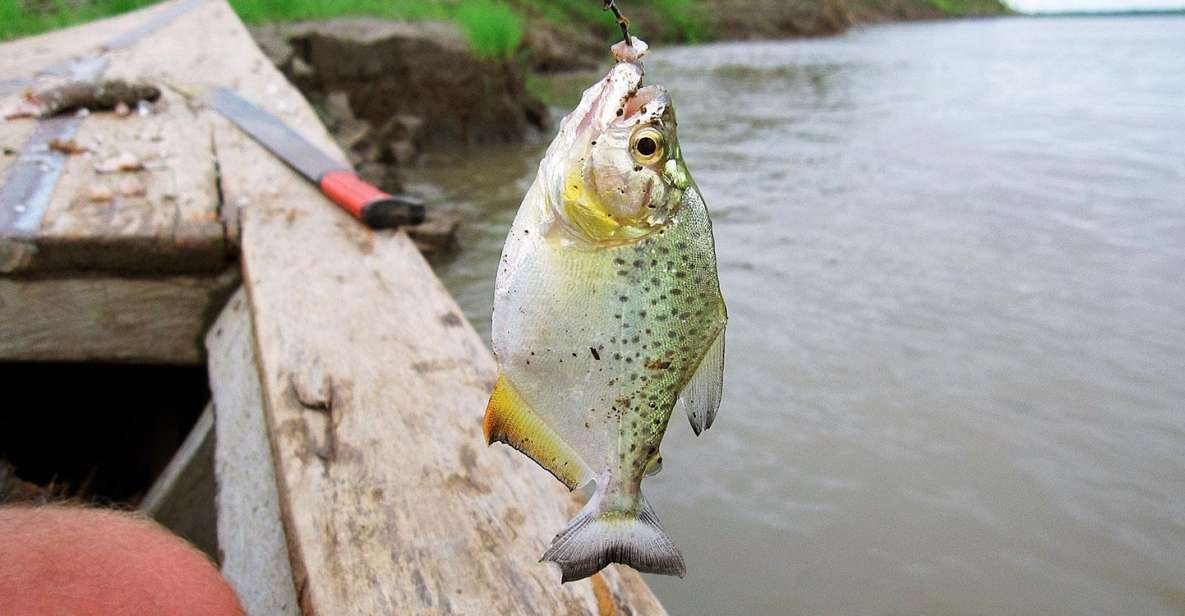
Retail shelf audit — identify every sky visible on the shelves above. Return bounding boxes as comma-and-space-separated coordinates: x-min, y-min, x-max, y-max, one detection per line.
1005, 0, 1184, 12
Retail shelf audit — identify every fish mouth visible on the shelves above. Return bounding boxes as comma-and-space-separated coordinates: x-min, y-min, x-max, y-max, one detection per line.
572, 61, 646, 138
540, 60, 646, 199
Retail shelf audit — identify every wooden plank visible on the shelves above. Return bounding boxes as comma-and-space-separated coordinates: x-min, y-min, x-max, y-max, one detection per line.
206, 289, 300, 616
0, 90, 227, 274
0, 269, 236, 363
141, 403, 218, 560
160, 2, 671, 613
0, 0, 197, 81
0, 0, 227, 275
18, 88, 228, 273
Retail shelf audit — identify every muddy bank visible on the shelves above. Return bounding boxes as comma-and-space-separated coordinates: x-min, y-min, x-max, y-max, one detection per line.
252, 19, 555, 253
252, 19, 548, 186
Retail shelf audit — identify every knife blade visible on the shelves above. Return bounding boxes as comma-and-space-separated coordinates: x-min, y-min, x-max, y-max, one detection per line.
202, 87, 424, 229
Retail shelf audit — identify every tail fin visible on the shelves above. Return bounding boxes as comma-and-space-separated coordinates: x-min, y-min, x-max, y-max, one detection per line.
541, 490, 685, 582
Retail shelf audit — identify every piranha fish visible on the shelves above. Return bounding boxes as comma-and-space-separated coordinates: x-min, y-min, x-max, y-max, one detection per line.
484, 38, 727, 582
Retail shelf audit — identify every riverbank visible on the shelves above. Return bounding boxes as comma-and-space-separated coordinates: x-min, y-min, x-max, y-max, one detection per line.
2, 0, 1013, 46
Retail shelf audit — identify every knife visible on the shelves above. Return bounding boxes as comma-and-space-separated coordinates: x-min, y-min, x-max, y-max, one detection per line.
202, 87, 424, 228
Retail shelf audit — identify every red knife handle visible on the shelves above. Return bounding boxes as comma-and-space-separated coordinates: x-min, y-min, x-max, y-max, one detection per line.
319, 171, 426, 228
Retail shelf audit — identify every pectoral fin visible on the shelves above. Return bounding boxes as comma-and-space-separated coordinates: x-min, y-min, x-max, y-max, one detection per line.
680, 328, 725, 436
484, 375, 593, 490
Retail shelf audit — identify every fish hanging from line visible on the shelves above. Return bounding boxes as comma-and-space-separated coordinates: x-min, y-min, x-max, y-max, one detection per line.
484, 37, 727, 583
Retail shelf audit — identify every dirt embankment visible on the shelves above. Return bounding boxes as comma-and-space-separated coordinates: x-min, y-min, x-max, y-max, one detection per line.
253, 19, 549, 193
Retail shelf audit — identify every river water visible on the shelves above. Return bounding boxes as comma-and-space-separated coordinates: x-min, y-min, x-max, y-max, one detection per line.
409, 15, 1185, 615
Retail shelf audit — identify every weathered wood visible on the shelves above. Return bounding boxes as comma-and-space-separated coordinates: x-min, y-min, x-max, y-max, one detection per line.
0, 1, 233, 364
171, 2, 669, 613
0, 0, 228, 275
0, 0, 194, 80
0, 87, 227, 274
0, 269, 236, 363
206, 289, 300, 616
141, 403, 218, 560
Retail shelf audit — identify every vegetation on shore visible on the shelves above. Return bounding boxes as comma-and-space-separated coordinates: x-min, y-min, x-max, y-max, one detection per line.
2, 0, 1010, 53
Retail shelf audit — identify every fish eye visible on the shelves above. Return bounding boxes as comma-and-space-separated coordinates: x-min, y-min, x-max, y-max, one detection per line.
630, 127, 665, 165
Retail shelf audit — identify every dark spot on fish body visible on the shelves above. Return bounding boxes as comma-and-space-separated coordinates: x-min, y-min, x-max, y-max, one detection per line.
590, 347, 600, 360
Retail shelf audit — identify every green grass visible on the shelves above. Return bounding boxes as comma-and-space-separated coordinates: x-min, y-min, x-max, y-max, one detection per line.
0, 0, 156, 41
653, 0, 709, 42
227, 0, 448, 24
926, 0, 1010, 16
455, 0, 523, 58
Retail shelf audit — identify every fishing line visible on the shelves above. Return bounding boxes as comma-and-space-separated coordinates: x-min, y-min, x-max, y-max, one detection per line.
602, 0, 633, 47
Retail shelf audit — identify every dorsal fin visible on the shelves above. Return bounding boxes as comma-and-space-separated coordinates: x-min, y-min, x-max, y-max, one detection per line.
484, 375, 593, 490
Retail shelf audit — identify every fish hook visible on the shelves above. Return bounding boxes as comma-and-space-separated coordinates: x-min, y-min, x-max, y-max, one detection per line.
602, 0, 633, 47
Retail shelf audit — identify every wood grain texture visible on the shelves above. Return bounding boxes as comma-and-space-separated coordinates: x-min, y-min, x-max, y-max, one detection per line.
25, 87, 227, 273
184, 2, 667, 613
0, 0, 196, 79
207, 289, 301, 616
141, 403, 218, 560
0, 0, 228, 274
0, 269, 236, 363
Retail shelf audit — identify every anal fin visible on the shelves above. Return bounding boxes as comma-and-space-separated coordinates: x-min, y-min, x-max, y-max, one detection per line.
484, 375, 593, 490
680, 327, 725, 436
